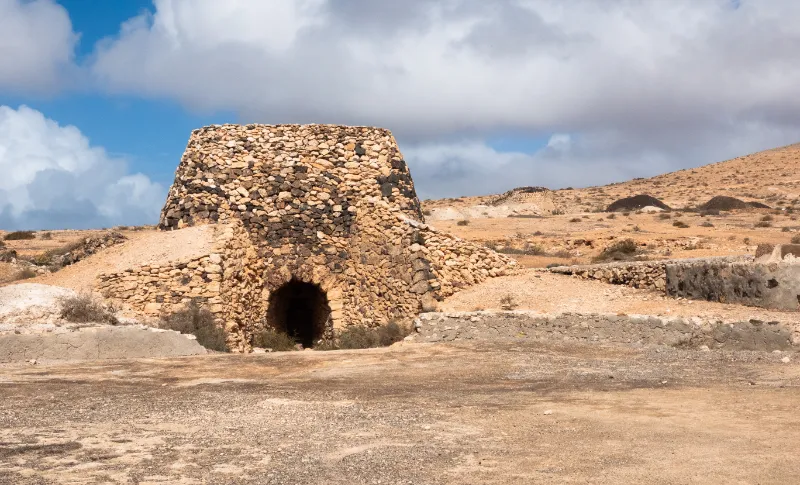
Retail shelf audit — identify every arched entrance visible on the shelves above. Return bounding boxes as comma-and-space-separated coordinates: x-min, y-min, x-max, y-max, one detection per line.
267, 280, 331, 348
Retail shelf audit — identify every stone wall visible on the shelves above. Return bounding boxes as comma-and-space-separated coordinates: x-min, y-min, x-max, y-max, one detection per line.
666, 261, 800, 311
549, 256, 751, 292
98, 124, 517, 351
97, 252, 226, 317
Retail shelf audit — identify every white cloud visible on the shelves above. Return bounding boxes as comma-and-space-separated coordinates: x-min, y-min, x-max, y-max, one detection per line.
406, 120, 800, 199
0, 105, 165, 230
88, 0, 800, 195
0, 0, 78, 93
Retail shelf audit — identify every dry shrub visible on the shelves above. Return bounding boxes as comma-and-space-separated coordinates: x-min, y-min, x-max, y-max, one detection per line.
4, 231, 35, 241
673, 220, 689, 228
700, 221, 714, 227
253, 328, 297, 351
791, 234, 800, 244
500, 295, 518, 310
59, 293, 118, 325
593, 239, 638, 263
659, 213, 672, 220
12, 268, 37, 281
160, 300, 228, 352
456, 220, 470, 226
754, 221, 772, 228
326, 322, 411, 350
569, 218, 582, 223
40, 232, 52, 240
761, 215, 774, 222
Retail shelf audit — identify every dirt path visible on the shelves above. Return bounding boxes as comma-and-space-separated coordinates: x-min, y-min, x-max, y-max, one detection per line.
1, 339, 798, 484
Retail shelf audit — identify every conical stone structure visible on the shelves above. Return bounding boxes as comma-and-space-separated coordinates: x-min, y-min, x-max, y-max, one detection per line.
99, 124, 517, 351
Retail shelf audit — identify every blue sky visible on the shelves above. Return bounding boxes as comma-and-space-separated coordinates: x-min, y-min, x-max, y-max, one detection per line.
0, 0, 798, 229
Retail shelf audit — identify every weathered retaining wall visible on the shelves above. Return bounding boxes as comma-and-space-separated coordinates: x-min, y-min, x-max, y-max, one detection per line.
548, 256, 752, 292
666, 261, 800, 311
549, 260, 669, 291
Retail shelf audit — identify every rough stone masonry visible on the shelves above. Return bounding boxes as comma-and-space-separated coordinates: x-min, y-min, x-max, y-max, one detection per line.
98, 124, 517, 351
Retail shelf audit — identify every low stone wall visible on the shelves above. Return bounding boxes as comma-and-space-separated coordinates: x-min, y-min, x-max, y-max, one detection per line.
548, 256, 751, 292
97, 252, 225, 317
410, 311, 798, 350
666, 261, 800, 311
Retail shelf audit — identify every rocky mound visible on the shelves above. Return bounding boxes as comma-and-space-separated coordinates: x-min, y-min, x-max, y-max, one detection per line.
606, 194, 670, 212
700, 196, 771, 211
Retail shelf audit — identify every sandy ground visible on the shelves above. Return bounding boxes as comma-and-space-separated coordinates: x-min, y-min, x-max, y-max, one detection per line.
442, 271, 800, 328
1, 339, 798, 484
432, 208, 796, 267
0, 284, 76, 326
31, 226, 217, 292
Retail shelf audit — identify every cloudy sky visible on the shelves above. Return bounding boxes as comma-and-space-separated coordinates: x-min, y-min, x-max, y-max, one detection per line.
1, 0, 798, 229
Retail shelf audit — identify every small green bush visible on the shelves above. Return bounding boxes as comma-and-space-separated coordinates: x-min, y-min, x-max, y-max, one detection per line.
59, 294, 118, 325
4, 231, 35, 241
253, 328, 297, 351
161, 300, 228, 352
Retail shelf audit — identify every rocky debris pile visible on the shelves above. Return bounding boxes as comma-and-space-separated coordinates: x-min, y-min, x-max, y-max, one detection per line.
491, 186, 554, 207
699, 196, 771, 211
409, 311, 797, 350
607, 194, 670, 212
34, 232, 127, 269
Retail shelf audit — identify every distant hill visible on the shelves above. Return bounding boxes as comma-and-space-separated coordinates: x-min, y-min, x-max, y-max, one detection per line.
426, 143, 800, 214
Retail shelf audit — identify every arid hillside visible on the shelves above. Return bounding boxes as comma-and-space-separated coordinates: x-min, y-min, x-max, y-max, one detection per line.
424, 142, 800, 267
424, 142, 800, 213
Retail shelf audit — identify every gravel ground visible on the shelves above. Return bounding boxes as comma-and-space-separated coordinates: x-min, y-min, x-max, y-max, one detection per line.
1, 336, 799, 484
442, 271, 800, 338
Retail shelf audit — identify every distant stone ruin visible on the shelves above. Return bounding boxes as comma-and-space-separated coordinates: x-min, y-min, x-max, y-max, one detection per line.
491, 186, 557, 213
99, 124, 516, 351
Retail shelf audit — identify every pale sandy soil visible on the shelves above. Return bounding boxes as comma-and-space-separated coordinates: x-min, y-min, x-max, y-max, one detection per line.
442, 271, 800, 330
31, 226, 217, 292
